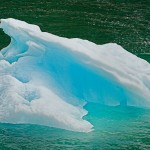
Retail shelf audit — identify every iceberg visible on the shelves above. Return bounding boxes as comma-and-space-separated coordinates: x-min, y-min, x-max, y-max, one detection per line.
0, 18, 150, 132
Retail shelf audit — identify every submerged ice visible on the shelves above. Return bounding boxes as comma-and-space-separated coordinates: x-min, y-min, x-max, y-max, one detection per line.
0, 18, 150, 132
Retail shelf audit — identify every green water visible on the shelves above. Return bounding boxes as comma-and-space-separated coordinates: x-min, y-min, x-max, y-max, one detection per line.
0, 0, 150, 60
0, 0, 150, 149
0, 104, 150, 150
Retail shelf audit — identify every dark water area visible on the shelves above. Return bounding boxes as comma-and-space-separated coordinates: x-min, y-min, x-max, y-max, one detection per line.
0, 0, 150, 61
0, 0, 150, 149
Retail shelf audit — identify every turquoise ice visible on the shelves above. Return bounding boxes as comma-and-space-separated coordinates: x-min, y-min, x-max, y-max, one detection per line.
0, 18, 150, 132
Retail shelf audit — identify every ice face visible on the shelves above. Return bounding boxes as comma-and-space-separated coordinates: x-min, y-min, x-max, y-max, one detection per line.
0, 18, 150, 132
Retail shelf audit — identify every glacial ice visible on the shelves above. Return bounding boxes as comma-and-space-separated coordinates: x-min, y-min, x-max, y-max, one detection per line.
0, 18, 150, 132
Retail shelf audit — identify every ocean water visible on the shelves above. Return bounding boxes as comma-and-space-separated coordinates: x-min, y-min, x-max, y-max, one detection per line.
0, 0, 150, 60
0, 0, 150, 149
1, 104, 150, 150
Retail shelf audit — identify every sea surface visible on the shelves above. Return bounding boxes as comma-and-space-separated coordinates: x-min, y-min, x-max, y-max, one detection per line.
0, 0, 150, 149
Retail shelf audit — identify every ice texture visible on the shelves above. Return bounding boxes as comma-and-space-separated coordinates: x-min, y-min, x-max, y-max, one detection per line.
0, 18, 150, 132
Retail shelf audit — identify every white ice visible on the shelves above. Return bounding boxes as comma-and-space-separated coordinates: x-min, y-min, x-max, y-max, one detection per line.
0, 18, 150, 132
